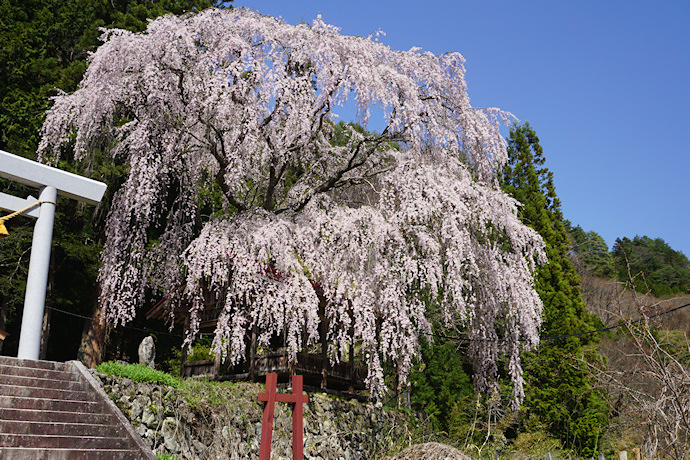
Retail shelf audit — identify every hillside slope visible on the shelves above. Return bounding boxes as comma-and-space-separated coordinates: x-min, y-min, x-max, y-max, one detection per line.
579, 274, 690, 458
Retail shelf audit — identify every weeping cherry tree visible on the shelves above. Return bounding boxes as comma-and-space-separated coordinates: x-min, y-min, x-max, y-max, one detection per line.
39, 8, 545, 403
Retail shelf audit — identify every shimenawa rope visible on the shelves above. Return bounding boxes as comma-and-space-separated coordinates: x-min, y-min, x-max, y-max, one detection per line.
0, 200, 56, 237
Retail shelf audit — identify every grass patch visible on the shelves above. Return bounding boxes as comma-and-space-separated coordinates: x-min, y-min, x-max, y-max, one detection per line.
97, 361, 180, 387
178, 379, 263, 408
156, 454, 180, 460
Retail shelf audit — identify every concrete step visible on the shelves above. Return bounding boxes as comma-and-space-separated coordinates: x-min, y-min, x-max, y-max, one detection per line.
0, 419, 126, 438
0, 394, 103, 413
0, 382, 97, 401
0, 356, 71, 372
0, 447, 142, 460
0, 357, 156, 459
0, 407, 115, 425
0, 363, 80, 382
0, 433, 132, 449
0, 372, 88, 391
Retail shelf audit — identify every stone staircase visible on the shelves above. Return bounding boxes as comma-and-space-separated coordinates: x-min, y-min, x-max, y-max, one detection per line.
0, 355, 156, 459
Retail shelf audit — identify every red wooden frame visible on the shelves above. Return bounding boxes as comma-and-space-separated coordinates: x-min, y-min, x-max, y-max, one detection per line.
258, 373, 309, 460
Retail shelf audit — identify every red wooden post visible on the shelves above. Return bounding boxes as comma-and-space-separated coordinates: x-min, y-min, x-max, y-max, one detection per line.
258, 373, 278, 460
289, 375, 308, 459
258, 373, 309, 460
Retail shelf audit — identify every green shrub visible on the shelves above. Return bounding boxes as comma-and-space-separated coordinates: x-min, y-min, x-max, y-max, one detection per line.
185, 335, 215, 362
156, 454, 180, 460
166, 335, 215, 376
512, 429, 564, 456
409, 339, 473, 435
97, 361, 179, 387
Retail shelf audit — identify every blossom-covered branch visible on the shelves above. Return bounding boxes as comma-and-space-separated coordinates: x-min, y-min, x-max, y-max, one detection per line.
39, 8, 545, 402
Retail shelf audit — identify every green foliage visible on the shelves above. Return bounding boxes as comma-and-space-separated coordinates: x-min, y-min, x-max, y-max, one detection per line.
0, 212, 32, 320
565, 222, 615, 278
510, 423, 566, 457
177, 379, 263, 408
406, 123, 609, 455
165, 335, 215, 376
564, 225, 690, 298
330, 121, 366, 147
409, 339, 474, 434
185, 336, 215, 361
658, 330, 690, 365
520, 345, 608, 456
0, 0, 224, 158
97, 361, 180, 387
501, 122, 607, 457
156, 453, 180, 460
330, 120, 399, 151
613, 235, 690, 297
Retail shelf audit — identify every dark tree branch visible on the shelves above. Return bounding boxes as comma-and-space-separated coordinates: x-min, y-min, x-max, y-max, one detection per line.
284, 127, 404, 214
207, 125, 247, 213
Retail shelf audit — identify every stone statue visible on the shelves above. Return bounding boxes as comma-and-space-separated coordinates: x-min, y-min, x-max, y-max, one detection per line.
138, 336, 155, 368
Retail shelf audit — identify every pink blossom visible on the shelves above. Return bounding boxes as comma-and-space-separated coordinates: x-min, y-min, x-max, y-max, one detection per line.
39, 8, 545, 403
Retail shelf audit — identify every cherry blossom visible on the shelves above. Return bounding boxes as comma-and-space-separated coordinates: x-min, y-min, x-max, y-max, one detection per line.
39, 8, 545, 402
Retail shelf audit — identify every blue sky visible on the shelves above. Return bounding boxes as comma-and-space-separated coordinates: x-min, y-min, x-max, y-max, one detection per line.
236, 0, 690, 256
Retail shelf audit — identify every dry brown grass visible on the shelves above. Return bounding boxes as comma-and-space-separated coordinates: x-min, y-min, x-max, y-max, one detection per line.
579, 274, 690, 459
385, 442, 473, 460
579, 274, 690, 330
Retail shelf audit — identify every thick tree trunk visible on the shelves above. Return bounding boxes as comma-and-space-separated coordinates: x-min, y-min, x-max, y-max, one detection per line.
77, 302, 109, 368
0, 294, 7, 354
39, 307, 50, 359
249, 324, 257, 381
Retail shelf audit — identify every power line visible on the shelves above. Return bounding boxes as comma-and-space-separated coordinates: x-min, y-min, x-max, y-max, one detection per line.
421, 302, 690, 343
46, 306, 183, 338
46, 300, 690, 344
547, 301, 690, 341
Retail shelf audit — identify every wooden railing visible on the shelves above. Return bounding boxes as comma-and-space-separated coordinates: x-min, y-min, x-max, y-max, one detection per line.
252, 351, 367, 389
181, 359, 215, 378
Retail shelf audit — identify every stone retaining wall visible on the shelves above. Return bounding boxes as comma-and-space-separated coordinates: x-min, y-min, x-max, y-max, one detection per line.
93, 373, 428, 459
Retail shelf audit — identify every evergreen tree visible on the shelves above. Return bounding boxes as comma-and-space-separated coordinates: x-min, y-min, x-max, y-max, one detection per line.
565, 222, 615, 278
501, 123, 608, 456
409, 338, 474, 433
1, 0, 225, 158
613, 235, 690, 297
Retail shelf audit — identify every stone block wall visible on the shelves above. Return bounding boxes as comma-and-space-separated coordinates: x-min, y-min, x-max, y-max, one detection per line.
93, 373, 428, 460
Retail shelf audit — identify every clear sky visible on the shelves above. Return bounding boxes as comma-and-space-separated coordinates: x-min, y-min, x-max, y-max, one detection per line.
235, 0, 690, 256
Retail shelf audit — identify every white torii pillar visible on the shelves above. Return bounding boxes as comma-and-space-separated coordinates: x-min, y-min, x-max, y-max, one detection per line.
0, 150, 106, 360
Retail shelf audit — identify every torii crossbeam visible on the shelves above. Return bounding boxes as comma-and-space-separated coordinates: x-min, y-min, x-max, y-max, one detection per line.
0, 150, 106, 360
